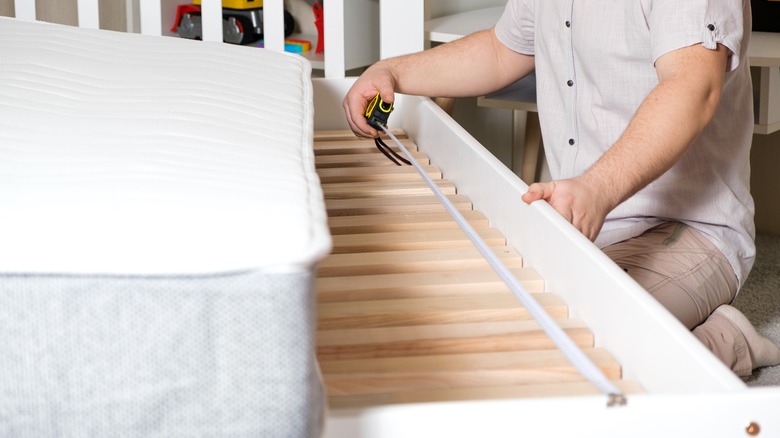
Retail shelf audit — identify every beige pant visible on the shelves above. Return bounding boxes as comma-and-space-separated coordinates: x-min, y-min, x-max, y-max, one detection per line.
602, 222, 751, 376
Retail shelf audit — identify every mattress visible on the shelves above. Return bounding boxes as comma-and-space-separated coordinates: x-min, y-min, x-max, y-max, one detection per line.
0, 17, 330, 437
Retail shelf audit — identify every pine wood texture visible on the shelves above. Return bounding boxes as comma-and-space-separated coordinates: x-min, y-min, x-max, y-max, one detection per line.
314, 130, 642, 408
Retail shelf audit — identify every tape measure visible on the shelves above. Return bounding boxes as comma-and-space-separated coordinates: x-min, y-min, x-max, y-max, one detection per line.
364, 92, 394, 130
363, 93, 409, 166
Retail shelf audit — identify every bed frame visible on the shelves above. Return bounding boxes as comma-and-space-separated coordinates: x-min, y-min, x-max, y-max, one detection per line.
4, 1, 780, 437
314, 78, 780, 438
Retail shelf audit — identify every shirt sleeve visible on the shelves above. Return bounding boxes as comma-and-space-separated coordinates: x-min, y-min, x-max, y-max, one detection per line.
494, 0, 536, 56
647, 0, 748, 71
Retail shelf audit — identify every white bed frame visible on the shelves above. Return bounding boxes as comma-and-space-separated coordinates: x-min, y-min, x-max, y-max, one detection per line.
7, 2, 780, 437
314, 79, 780, 438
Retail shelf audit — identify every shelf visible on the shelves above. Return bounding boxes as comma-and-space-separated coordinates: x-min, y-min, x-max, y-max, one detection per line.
156, 0, 380, 78
425, 6, 503, 43
749, 32, 780, 68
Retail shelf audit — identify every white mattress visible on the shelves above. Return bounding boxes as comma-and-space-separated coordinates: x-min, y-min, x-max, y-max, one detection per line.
0, 17, 331, 275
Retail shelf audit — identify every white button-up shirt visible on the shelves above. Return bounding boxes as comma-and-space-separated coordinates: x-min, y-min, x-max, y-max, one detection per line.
495, 0, 755, 286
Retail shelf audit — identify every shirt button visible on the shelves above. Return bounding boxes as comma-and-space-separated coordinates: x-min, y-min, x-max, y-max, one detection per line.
568, 138, 575, 145
567, 79, 574, 87
565, 20, 571, 28
707, 23, 715, 31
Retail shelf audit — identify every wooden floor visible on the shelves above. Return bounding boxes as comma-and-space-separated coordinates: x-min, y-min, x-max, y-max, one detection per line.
313, 130, 643, 409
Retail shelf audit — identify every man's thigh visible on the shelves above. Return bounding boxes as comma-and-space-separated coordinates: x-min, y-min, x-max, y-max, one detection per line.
602, 222, 737, 329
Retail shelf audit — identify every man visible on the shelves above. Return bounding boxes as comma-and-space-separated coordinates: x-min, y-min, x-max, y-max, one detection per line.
342, 0, 780, 376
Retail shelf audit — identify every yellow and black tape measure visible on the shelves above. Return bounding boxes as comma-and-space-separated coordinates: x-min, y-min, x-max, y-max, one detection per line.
364, 92, 393, 130
364, 92, 409, 165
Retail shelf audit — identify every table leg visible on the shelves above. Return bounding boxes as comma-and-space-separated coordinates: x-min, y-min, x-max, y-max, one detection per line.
512, 110, 543, 184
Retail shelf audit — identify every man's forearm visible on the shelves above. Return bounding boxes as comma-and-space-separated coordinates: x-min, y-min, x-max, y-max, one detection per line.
372, 29, 535, 99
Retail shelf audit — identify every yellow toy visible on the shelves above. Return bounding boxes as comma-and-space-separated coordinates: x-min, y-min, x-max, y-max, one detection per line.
174, 0, 294, 45
194, 0, 263, 9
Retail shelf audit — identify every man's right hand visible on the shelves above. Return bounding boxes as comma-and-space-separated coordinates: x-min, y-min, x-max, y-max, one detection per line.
342, 63, 397, 138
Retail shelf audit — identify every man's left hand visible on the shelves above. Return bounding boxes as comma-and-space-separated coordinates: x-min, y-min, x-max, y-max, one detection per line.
521, 176, 613, 242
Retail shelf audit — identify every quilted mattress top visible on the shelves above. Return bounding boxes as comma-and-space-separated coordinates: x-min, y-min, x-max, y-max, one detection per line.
0, 17, 331, 275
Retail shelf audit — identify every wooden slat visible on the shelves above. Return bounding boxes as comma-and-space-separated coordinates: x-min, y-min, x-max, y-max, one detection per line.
317, 165, 441, 184
326, 195, 472, 217
316, 267, 544, 302
316, 151, 429, 168
314, 129, 407, 142
327, 211, 489, 235
317, 319, 590, 361
320, 349, 621, 396
330, 228, 505, 254
316, 246, 523, 277
319, 319, 580, 348
322, 180, 456, 199
317, 293, 567, 330
314, 138, 417, 155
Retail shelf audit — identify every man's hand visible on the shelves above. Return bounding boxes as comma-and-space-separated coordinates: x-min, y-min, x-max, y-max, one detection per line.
342, 63, 397, 138
522, 175, 616, 241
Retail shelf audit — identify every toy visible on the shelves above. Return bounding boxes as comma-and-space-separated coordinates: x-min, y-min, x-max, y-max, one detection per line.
256, 38, 312, 53
284, 38, 311, 52
310, 1, 323, 54
172, 0, 295, 45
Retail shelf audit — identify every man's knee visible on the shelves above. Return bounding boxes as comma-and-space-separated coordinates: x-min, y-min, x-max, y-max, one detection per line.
603, 222, 737, 328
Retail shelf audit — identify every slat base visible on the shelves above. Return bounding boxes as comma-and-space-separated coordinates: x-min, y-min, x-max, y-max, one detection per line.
313, 130, 642, 409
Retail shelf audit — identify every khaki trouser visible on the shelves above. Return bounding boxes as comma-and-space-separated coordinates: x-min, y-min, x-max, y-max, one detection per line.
602, 221, 751, 376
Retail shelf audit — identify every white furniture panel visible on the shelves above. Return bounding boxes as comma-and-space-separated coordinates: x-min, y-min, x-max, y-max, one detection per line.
76, 0, 100, 28
11, 0, 35, 20
380, 0, 424, 59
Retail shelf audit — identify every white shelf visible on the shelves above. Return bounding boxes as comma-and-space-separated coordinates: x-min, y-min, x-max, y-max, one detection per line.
287, 33, 324, 69
151, 0, 378, 78
750, 32, 780, 67
425, 6, 503, 43
243, 33, 324, 69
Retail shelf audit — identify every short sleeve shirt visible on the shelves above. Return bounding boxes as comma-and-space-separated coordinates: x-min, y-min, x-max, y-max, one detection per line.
495, 0, 755, 285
